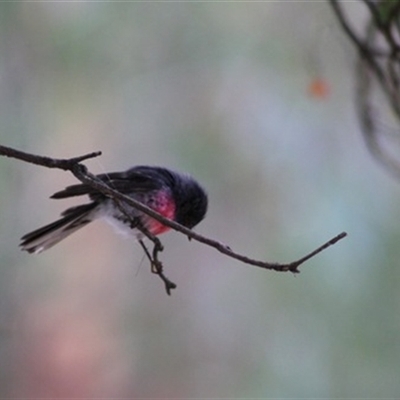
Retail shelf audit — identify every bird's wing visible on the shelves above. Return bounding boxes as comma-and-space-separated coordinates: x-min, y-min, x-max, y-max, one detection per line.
51, 170, 161, 200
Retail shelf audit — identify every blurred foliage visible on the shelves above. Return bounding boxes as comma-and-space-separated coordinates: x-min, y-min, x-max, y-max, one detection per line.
0, 1, 399, 398
330, 0, 400, 179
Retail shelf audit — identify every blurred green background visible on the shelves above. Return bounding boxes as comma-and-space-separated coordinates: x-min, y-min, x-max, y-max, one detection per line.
0, 2, 399, 398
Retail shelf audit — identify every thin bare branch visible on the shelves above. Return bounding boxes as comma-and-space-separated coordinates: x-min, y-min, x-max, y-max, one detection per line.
0, 145, 101, 170
0, 144, 347, 294
139, 239, 176, 295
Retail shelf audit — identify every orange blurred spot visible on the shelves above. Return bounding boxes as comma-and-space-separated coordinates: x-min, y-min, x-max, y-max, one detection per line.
308, 78, 330, 99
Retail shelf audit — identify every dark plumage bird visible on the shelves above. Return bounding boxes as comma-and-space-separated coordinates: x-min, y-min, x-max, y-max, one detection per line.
20, 166, 208, 254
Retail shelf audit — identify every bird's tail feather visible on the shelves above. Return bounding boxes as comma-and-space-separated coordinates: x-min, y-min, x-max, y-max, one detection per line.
20, 203, 98, 254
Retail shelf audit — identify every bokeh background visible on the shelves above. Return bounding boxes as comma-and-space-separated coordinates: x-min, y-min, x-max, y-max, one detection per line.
0, 1, 399, 398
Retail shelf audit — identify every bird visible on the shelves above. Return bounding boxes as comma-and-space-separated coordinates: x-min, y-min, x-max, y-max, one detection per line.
20, 166, 208, 254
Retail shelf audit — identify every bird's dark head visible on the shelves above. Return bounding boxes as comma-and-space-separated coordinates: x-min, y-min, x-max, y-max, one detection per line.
170, 172, 208, 229
130, 166, 208, 230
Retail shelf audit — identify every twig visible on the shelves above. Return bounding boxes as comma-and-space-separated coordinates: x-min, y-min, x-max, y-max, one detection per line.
111, 197, 176, 293
0, 145, 101, 170
0, 144, 348, 294
139, 239, 176, 295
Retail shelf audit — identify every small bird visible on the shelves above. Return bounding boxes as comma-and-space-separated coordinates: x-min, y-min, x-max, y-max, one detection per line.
20, 166, 208, 254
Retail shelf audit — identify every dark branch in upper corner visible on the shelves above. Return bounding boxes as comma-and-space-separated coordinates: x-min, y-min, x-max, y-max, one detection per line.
0, 144, 347, 295
328, 0, 386, 85
329, 0, 400, 180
